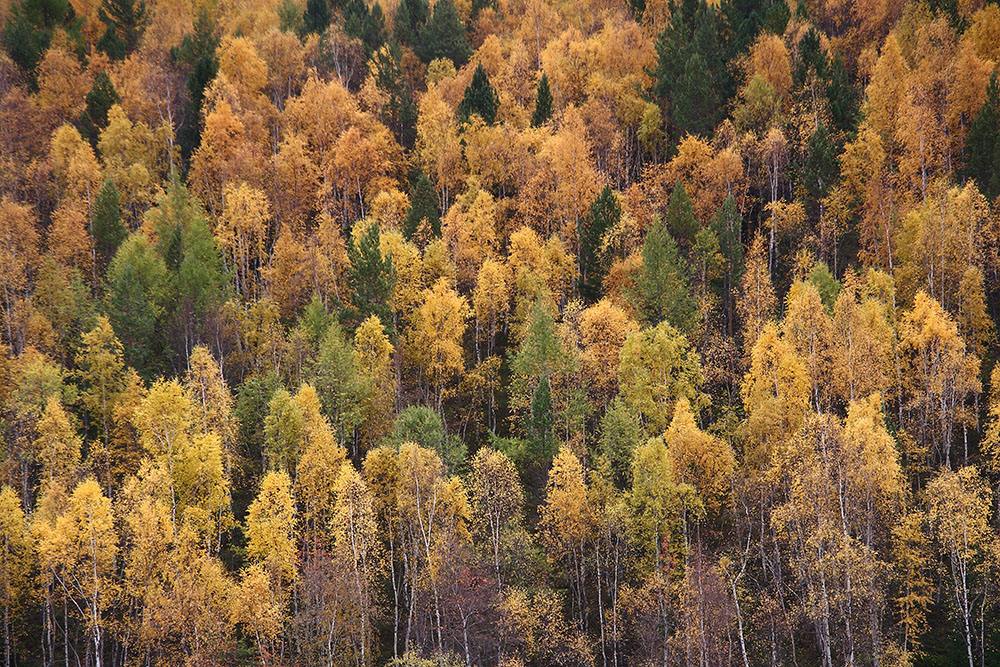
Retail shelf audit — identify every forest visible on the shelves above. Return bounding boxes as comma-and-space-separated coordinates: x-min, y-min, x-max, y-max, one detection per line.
2, 0, 1000, 663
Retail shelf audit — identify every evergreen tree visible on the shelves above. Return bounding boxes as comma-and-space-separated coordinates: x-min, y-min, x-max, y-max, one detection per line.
579, 185, 619, 302
92, 179, 126, 271
97, 0, 147, 60
104, 234, 167, 378
147, 180, 226, 362
632, 217, 697, 332
826, 52, 859, 135
457, 62, 499, 125
344, 0, 387, 55
531, 72, 553, 127
966, 69, 1000, 201
346, 222, 395, 335
801, 122, 837, 218
79, 71, 120, 143
393, 0, 428, 46
710, 194, 743, 335
171, 9, 219, 158
666, 180, 698, 250
303, 0, 331, 34
1, 0, 76, 77
415, 0, 470, 65
529, 375, 555, 461
652, 0, 728, 139
405, 171, 440, 239
373, 39, 418, 148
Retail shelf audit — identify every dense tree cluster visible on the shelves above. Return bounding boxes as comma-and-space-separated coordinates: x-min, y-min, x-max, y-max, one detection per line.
4, 0, 1000, 665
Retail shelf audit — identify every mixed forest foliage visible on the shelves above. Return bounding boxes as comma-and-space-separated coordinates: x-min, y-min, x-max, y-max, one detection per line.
5, 0, 1000, 664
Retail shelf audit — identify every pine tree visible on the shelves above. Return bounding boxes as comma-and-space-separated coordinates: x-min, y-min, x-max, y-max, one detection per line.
666, 180, 698, 249
93, 179, 126, 271
373, 40, 418, 149
347, 222, 396, 336
801, 122, 837, 218
393, 0, 428, 46
531, 72, 553, 127
633, 217, 697, 332
415, 0, 470, 65
405, 171, 440, 239
79, 72, 120, 143
579, 185, 619, 302
0, 0, 75, 77
457, 63, 500, 125
171, 9, 219, 158
966, 69, 1000, 201
97, 0, 147, 60
529, 375, 555, 462
652, 0, 728, 139
104, 233, 168, 379
303, 0, 331, 34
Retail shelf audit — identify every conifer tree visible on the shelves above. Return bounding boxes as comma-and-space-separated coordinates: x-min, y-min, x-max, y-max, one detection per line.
579, 185, 619, 302
93, 179, 126, 272
415, 0, 470, 65
405, 171, 440, 239
303, 0, 331, 34
79, 72, 120, 143
97, 0, 147, 60
457, 63, 499, 125
965, 69, 1000, 200
393, 0, 428, 46
666, 180, 698, 249
633, 217, 697, 332
347, 222, 396, 336
531, 72, 553, 127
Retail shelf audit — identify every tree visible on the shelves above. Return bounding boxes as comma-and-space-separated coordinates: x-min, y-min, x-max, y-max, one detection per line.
263, 388, 304, 473
393, 0, 428, 46
741, 322, 810, 468
97, 0, 146, 59
33, 479, 118, 667
899, 292, 980, 468
246, 469, 297, 590
652, 0, 727, 139
0, 197, 39, 351
415, 0, 470, 65
171, 8, 219, 156
354, 315, 397, 448
925, 467, 995, 667
531, 72, 553, 127
735, 233, 775, 355
91, 180, 125, 272
619, 321, 705, 435
469, 448, 523, 591
579, 186, 619, 302
75, 315, 125, 444
0, 486, 30, 666
628, 434, 696, 666
347, 222, 395, 335
331, 463, 382, 666
580, 299, 637, 407
662, 187, 698, 261
303, 0, 331, 34
408, 279, 470, 410
389, 406, 465, 473
103, 233, 167, 378
539, 446, 590, 631
79, 72, 120, 143
965, 69, 1000, 200
457, 63, 499, 125
404, 171, 440, 240
632, 216, 697, 333
663, 397, 734, 515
